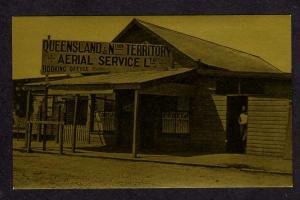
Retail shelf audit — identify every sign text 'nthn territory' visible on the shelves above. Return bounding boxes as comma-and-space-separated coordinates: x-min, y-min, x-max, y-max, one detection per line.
41, 40, 172, 74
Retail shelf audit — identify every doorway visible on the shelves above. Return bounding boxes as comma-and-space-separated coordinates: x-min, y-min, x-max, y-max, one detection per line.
116, 90, 134, 148
139, 95, 161, 150
226, 96, 248, 153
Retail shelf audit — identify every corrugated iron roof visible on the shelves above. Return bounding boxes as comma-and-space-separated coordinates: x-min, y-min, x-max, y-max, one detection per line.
27, 68, 194, 87
115, 19, 281, 73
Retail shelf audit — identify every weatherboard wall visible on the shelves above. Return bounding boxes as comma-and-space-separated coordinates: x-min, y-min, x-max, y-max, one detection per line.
246, 80, 291, 158
188, 77, 291, 157
247, 97, 290, 157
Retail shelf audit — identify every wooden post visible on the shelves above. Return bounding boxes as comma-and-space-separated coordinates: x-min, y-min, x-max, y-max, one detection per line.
60, 102, 65, 155
238, 78, 241, 95
42, 35, 50, 150
24, 90, 31, 148
42, 75, 49, 151
58, 105, 64, 154
27, 122, 33, 153
55, 103, 62, 143
72, 95, 79, 153
37, 105, 42, 142
115, 92, 120, 146
132, 90, 139, 158
87, 94, 93, 144
59, 123, 63, 154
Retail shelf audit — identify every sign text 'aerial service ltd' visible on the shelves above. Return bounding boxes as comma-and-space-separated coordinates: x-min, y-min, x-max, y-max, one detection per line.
41, 39, 172, 74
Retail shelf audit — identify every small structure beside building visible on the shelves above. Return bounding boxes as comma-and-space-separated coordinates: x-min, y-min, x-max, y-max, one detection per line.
14, 19, 292, 159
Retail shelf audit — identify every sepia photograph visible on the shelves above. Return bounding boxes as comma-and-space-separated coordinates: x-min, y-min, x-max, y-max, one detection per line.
12, 15, 292, 189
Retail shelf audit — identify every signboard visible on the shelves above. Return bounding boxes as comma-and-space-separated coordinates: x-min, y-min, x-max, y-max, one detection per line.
41, 39, 172, 75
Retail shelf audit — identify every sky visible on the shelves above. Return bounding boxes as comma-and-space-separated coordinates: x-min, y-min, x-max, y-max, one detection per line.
12, 15, 291, 79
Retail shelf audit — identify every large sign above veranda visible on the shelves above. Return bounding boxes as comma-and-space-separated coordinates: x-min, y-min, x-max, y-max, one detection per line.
41, 39, 172, 75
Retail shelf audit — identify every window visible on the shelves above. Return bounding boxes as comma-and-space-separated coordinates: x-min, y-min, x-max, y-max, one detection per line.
162, 111, 189, 135
161, 96, 190, 135
161, 96, 177, 112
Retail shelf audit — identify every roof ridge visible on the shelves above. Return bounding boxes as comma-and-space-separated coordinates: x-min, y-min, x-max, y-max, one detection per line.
135, 19, 254, 54
255, 56, 282, 72
135, 18, 280, 72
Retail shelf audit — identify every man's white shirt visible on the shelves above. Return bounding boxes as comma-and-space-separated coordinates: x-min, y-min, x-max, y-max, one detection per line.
239, 113, 248, 125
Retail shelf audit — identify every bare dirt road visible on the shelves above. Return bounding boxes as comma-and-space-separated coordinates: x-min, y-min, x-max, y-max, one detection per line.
13, 150, 292, 189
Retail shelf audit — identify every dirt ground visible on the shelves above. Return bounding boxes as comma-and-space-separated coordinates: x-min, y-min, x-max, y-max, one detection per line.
13, 149, 292, 189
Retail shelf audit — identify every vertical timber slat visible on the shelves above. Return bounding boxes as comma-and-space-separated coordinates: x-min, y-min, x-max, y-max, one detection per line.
72, 95, 79, 153
87, 95, 93, 144
42, 75, 49, 151
58, 105, 64, 154
24, 90, 31, 148
132, 90, 139, 158
37, 105, 42, 141
26, 122, 33, 153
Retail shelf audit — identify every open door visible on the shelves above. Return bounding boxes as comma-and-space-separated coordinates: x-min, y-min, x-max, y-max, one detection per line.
116, 90, 134, 148
139, 95, 161, 150
226, 96, 248, 153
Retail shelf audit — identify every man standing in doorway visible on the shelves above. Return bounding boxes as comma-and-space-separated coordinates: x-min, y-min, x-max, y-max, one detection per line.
238, 106, 248, 153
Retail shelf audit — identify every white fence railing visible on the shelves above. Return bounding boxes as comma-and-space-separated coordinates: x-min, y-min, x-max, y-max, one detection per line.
162, 112, 189, 134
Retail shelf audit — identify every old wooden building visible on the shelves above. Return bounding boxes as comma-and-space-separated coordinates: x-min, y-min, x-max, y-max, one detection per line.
19, 19, 292, 158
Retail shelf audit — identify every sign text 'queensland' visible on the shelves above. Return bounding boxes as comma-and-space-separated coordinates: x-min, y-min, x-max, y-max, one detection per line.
41, 40, 172, 74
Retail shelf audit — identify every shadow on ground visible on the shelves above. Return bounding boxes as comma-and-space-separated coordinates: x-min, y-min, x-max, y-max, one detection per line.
79, 145, 213, 157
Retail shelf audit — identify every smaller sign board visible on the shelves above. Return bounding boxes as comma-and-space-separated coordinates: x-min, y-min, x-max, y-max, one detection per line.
41, 39, 173, 75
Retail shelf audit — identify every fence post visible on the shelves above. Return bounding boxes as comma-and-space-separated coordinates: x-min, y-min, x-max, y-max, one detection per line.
115, 92, 120, 146
59, 122, 64, 155
24, 90, 31, 148
37, 105, 42, 142
87, 94, 93, 144
72, 95, 79, 153
27, 122, 33, 153
42, 76, 49, 151
56, 105, 62, 143
132, 90, 139, 158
